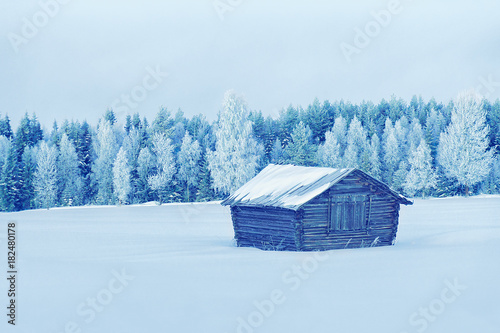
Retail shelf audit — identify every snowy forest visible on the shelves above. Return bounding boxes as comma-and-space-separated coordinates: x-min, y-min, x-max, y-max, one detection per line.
0, 90, 499, 212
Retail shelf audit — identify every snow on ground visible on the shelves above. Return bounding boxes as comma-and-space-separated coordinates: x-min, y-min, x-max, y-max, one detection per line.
1, 196, 499, 333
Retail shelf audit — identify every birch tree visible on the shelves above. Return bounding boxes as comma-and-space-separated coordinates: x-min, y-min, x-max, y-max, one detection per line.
438, 90, 494, 195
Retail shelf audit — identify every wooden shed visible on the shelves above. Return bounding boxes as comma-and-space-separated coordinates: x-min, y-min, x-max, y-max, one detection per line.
221, 164, 412, 251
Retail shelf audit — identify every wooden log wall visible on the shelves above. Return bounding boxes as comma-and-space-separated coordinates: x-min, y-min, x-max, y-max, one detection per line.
299, 175, 400, 251
231, 205, 299, 251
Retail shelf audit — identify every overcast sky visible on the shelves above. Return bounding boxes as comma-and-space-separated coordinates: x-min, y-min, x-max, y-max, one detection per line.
1, 0, 499, 129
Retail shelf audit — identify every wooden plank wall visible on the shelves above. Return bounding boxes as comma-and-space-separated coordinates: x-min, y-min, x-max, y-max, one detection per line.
231, 205, 299, 251
300, 176, 400, 251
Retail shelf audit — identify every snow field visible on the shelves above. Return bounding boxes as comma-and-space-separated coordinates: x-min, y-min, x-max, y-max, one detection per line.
0, 196, 499, 332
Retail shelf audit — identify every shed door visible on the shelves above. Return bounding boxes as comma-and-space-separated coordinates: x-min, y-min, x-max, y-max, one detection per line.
329, 195, 369, 232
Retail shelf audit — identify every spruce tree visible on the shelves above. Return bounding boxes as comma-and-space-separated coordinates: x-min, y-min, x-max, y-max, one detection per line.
148, 132, 175, 203
136, 147, 155, 203
344, 116, 369, 170
58, 134, 81, 206
404, 141, 437, 197
34, 142, 58, 209
113, 147, 131, 205
317, 131, 341, 168
284, 121, 316, 166
270, 138, 285, 164
177, 132, 201, 201
92, 120, 118, 204
367, 134, 382, 179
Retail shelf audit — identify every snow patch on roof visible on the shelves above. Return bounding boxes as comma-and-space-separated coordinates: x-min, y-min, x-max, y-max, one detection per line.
221, 164, 354, 210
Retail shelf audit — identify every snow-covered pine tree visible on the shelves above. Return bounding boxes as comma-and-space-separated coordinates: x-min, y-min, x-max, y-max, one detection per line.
0, 136, 11, 173
483, 155, 500, 194
394, 116, 409, 162
21, 146, 37, 210
344, 116, 369, 170
148, 132, 175, 203
331, 116, 347, 156
196, 149, 215, 201
382, 118, 400, 187
0, 115, 13, 139
58, 134, 81, 206
122, 128, 142, 203
425, 108, 445, 162
92, 120, 118, 205
113, 146, 131, 205
407, 118, 424, 151
437, 90, 494, 196
284, 121, 316, 166
34, 141, 58, 209
207, 91, 262, 194
367, 133, 382, 179
404, 140, 437, 197
136, 147, 155, 203
0, 143, 23, 211
270, 138, 284, 164
392, 160, 409, 193
177, 131, 201, 201
317, 131, 341, 168
76, 121, 93, 205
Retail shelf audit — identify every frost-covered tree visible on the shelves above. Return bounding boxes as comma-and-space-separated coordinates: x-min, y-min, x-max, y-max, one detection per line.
208, 91, 262, 194
425, 108, 445, 161
270, 138, 284, 164
122, 128, 142, 202
394, 116, 409, 161
407, 118, 424, 151
383, 118, 400, 187
438, 90, 494, 195
148, 132, 175, 203
393, 160, 409, 193
284, 121, 316, 166
344, 116, 368, 170
404, 141, 437, 197
317, 131, 341, 168
92, 120, 118, 205
483, 155, 500, 194
367, 134, 382, 179
0, 136, 11, 171
136, 147, 155, 202
21, 146, 37, 210
177, 132, 201, 201
113, 147, 131, 205
331, 116, 347, 156
34, 141, 58, 209
58, 134, 81, 206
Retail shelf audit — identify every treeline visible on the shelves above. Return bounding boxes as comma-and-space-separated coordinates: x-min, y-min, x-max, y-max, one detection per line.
0, 90, 499, 212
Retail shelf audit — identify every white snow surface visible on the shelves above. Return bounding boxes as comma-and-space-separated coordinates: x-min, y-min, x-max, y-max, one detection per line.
1, 197, 500, 332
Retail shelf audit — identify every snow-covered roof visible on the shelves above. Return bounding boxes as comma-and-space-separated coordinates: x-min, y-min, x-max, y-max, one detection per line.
221, 164, 412, 210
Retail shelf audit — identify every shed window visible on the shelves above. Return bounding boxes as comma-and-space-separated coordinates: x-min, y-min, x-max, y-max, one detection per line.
329, 195, 369, 232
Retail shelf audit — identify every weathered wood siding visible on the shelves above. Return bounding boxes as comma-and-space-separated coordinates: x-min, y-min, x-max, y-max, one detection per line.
299, 175, 400, 251
231, 205, 299, 251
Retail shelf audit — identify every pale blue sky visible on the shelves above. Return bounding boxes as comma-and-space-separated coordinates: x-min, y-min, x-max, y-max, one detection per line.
1, 0, 499, 129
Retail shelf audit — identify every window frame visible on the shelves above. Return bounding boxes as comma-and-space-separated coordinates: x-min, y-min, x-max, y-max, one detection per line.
327, 194, 371, 234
